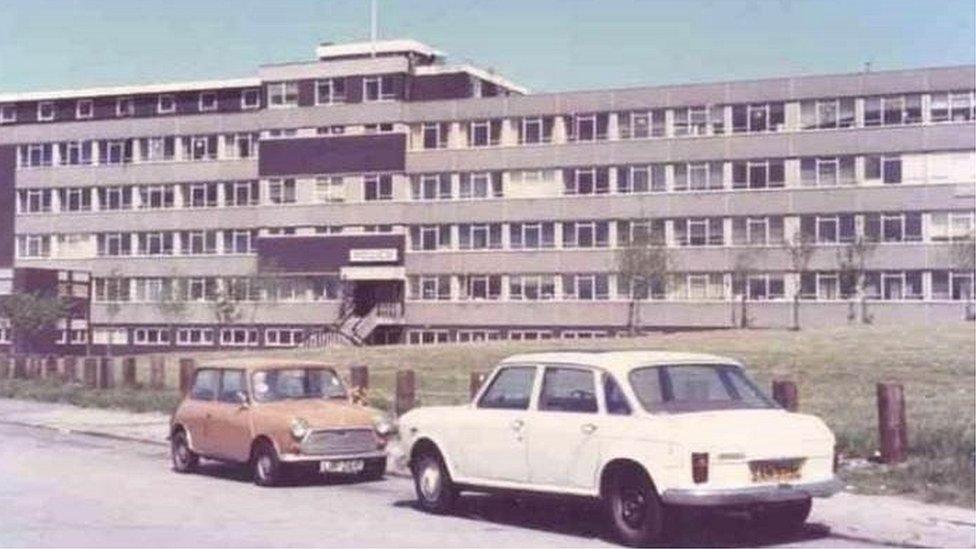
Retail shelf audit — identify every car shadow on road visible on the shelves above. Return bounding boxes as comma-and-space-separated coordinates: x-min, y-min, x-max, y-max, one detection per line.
395, 494, 835, 547
191, 460, 384, 487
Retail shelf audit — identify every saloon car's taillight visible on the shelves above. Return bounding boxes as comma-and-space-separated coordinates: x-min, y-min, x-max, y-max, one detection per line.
692, 452, 709, 484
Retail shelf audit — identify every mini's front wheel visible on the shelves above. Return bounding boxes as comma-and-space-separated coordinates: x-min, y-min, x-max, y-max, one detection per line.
412, 452, 456, 514
252, 440, 283, 487
170, 430, 198, 473
605, 466, 664, 547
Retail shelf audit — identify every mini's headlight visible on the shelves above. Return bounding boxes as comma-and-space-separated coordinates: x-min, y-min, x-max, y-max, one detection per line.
290, 417, 309, 440
373, 415, 397, 437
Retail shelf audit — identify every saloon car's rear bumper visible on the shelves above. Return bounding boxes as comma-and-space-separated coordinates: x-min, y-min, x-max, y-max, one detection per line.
279, 450, 387, 463
660, 477, 842, 506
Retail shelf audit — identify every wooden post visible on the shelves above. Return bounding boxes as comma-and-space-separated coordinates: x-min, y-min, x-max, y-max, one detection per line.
771, 380, 798, 412
877, 383, 908, 464
27, 356, 42, 379
349, 365, 369, 391
63, 356, 77, 382
122, 357, 137, 388
0, 355, 9, 379
44, 356, 58, 379
97, 357, 114, 389
82, 357, 98, 387
178, 358, 195, 394
149, 356, 165, 390
469, 371, 487, 400
395, 370, 415, 416
13, 356, 26, 379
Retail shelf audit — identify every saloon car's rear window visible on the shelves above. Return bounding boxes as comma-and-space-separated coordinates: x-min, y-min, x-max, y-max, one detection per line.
251, 368, 347, 402
629, 364, 775, 413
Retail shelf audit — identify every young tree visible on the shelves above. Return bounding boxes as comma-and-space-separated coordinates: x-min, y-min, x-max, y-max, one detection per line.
616, 234, 672, 336
154, 278, 187, 347
0, 292, 68, 355
730, 249, 758, 329
837, 236, 877, 324
784, 231, 817, 331
101, 269, 123, 357
949, 231, 976, 320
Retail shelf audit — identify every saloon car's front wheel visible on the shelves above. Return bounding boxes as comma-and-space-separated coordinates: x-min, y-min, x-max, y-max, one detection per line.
170, 429, 198, 473
752, 498, 811, 536
605, 465, 664, 547
412, 451, 457, 514
251, 440, 283, 487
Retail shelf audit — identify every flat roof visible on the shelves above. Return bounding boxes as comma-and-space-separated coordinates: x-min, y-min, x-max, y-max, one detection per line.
0, 77, 261, 104
316, 39, 444, 60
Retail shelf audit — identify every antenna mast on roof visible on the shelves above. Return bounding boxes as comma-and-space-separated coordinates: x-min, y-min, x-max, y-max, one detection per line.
370, 0, 378, 58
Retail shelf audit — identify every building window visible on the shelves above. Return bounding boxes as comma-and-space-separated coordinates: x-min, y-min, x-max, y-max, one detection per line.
97, 233, 130, 256
363, 174, 392, 201
421, 122, 448, 149
177, 328, 214, 346
225, 181, 259, 207
315, 78, 346, 105
138, 136, 176, 162
731, 159, 785, 189
184, 183, 218, 208
458, 172, 502, 199
138, 232, 174, 256
930, 91, 975, 123
182, 135, 218, 161
458, 223, 503, 250
116, 97, 134, 117
222, 133, 257, 159
198, 92, 218, 112
519, 117, 552, 144
363, 75, 396, 101
459, 275, 502, 301
865, 155, 902, 184
674, 218, 724, 246
673, 105, 723, 136
37, 101, 55, 122
19, 143, 54, 167
732, 216, 784, 246
18, 189, 52, 213
863, 212, 923, 243
74, 99, 93, 119
58, 141, 94, 165
800, 156, 856, 186
457, 330, 502, 343
509, 275, 557, 301
139, 185, 175, 209
224, 230, 255, 254
100, 139, 133, 165
99, 186, 132, 211
618, 110, 666, 139
221, 328, 259, 347
411, 174, 452, 200
731, 102, 784, 133
932, 271, 975, 301
315, 176, 345, 203
0, 104, 16, 124
408, 330, 452, 345
157, 94, 176, 114
570, 113, 606, 141
864, 94, 922, 126
562, 221, 610, 248
563, 274, 610, 300
564, 167, 610, 195
408, 275, 451, 300
468, 119, 500, 147
800, 98, 856, 130
618, 219, 666, 247
17, 235, 50, 258
409, 225, 451, 251
930, 212, 975, 242
61, 188, 91, 212
265, 329, 304, 347
268, 178, 297, 204
510, 222, 556, 250
241, 88, 261, 110
617, 165, 666, 193
267, 81, 298, 108
674, 162, 724, 191
133, 328, 171, 346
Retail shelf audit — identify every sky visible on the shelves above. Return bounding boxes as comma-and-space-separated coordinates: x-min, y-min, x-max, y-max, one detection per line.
0, 0, 973, 94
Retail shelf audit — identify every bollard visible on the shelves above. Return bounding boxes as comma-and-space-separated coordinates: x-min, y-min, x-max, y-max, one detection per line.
82, 357, 98, 387
469, 371, 487, 400
178, 358, 195, 394
0, 355, 9, 379
27, 356, 43, 380
771, 380, 799, 412
63, 356, 77, 382
122, 357, 137, 388
13, 356, 26, 379
349, 365, 369, 392
98, 357, 114, 389
149, 356, 165, 390
877, 383, 908, 464
395, 370, 415, 416
44, 356, 58, 379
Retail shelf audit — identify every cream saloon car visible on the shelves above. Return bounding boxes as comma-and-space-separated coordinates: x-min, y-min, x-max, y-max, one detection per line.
400, 351, 840, 546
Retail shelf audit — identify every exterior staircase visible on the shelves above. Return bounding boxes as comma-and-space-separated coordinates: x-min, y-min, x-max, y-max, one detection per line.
302, 301, 404, 348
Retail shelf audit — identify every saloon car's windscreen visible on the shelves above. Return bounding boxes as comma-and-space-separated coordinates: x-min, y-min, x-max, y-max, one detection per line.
251, 368, 347, 402
628, 364, 775, 413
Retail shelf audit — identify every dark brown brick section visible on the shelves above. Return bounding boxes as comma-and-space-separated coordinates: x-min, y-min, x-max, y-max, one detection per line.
256, 233, 405, 272
257, 133, 406, 176
0, 146, 15, 268
408, 73, 472, 101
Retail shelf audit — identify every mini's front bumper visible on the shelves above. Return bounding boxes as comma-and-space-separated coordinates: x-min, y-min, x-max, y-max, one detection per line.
278, 450, 387, 464
660, 477, 842, 507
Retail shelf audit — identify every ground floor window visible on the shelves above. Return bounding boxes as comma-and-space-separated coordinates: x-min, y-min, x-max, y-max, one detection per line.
457, 330, 502, 343
176, 328, 214, 346
508, 330, 553, 341
221, 328, 259, 347
265, 328, 305, 347
408, 330, 451, 345
133, 327, 171, 346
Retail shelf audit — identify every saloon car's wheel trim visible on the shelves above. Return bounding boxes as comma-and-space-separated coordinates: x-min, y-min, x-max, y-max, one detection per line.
619, 487, 648, 529
419, 461, 442, 501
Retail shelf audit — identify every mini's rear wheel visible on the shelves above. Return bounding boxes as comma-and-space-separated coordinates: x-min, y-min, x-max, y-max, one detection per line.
252, 440, 283, 487
412, 451, 456, 514
170, 430, 198, 473
605, 466, 664, 547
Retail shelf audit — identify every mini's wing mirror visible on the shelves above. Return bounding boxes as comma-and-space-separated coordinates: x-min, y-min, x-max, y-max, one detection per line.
234, 391, 249, 407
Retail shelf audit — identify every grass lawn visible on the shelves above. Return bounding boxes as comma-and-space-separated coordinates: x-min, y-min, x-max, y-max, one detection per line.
2, 323, 973, 506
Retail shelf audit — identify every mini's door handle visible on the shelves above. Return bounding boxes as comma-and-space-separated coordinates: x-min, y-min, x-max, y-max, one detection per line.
511, 419, 524, 431
581, 423, 597, 435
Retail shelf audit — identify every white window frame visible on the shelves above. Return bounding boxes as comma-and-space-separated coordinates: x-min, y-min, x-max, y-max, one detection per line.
198, 92, 218, 112
37, 101, 55, 122
221, 327, 259, 347
176, 327, 214, 346
315, 78, 346, 105
816, 216, 840, 244
157, 94, 176, 114
363, 76, 395, 102
520, 117, 544, 144
75, 99, 93, 119
746, 217, 770, 245
116, 97, 134, 117
241, 88, 261, 110
267, 82, 298, 108
133, 327, 171, 346
314, 176, 345, 203
574, 114, 597, 142
0, 104, 16, 124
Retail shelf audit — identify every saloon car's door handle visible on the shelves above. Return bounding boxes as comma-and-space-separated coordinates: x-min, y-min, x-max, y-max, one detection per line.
581, 423, 597, 435
510, 419, 524, 431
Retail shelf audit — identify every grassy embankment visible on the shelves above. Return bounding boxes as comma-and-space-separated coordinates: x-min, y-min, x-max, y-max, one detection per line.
1, 323, 973, 506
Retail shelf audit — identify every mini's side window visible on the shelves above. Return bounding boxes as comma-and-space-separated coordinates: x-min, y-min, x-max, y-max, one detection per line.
190, 369, 219, 401
478, 366, 536, 410
539, 367, 597, 413
218, 369, 246, 403
604, 374, 632, 415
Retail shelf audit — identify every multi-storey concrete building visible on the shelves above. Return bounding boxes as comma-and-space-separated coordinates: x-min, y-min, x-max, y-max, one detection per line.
1, 39, 974, 352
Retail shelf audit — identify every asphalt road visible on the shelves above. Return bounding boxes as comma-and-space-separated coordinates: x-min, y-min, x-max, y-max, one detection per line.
0, 423, 883, 548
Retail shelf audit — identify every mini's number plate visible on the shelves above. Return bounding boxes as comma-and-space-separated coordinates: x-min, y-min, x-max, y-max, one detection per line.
320, 459, 365, 474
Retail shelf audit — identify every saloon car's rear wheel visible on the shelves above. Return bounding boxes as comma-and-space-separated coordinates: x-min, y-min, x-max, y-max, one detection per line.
359, 457, 387, 481
752, 498, 812, 536
170, 429, 198, 473
412, 451, 456, 514
605, 466, 664, 547
252, 440, 283, 487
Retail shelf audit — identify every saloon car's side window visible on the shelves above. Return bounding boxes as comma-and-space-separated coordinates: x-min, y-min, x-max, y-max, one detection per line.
190, 369, 220, 401
539, 367, 597, 413
218, 369, 246, 403
603, 374, 631, 415
478, 366, 537, 410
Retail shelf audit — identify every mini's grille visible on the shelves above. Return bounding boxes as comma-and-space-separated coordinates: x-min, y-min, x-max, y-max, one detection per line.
301, 428, 376, 455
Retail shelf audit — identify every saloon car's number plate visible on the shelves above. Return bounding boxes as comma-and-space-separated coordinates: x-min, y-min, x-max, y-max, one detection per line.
320, 459, 365, 474
749, 458, 804, 483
